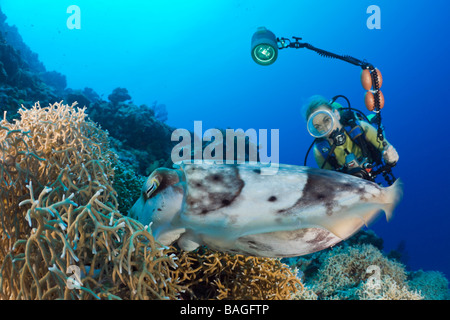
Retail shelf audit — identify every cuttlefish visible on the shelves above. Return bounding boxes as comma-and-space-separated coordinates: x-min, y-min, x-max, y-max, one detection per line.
129, 162, 402, 257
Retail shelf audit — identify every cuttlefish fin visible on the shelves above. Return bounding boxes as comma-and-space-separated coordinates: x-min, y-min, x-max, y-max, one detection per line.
382, 178, 403, 222
177, 230, 201, 251
304, 204, 384, 240
306, 179, 403, 240
156, 228, 186, 246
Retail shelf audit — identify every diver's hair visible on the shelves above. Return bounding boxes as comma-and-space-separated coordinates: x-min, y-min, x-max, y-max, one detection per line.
302, 95, 340, 121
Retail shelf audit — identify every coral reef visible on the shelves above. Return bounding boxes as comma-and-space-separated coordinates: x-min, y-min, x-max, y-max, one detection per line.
0, 10, 65, 119
1, 8, 173, 178
408, 270, 450, 300
0, 102, 181, 299
0, 7, 448, 301
287, 244, 424, 300
111, 158, 146, 214
309, 244, 417, 299
0, 9, 45, 74
0, 102, 304, 300
88, 95, 175, 176
108, 87, 131, 106
345, 229, 384, 250
0, 101, 447, 301
150, 101, 168, 123
170, 246, 303, 300
282, 230, 383, 281
284, 231, 449, 300
355, 275, 423, 300
387, 240, 410, 266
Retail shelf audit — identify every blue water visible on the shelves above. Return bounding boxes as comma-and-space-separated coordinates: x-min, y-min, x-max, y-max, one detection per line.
2, 0, 449, 278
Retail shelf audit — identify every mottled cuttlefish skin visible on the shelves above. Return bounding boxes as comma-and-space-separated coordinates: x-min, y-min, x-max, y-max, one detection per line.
129, 162, 403, 258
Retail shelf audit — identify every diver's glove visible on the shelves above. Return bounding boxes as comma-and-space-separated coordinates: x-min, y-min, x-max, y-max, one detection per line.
382, 145, 399, 165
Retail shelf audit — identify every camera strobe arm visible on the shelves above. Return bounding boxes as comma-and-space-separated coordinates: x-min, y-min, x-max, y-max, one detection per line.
278, 37, 374, 70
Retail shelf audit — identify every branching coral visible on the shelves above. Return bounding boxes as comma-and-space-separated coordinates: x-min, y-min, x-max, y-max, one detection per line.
7, 100, 429, 301
170, 246, 303, 300
0, 102, 181, 299
290, 285, 318, 300
305, 244, 422, 300
0, 101, 307, 301
356, 275, 423, 300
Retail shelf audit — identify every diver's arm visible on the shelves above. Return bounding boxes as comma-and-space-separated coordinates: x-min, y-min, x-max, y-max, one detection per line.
360, 121, 399, 164
313, 147, 334, 170
359, 121, 387, 151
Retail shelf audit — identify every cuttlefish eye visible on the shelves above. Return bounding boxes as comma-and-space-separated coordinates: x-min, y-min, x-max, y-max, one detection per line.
144, 177, 160, 200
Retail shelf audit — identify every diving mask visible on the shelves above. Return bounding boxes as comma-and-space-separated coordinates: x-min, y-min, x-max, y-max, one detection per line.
307, 109, 336, 138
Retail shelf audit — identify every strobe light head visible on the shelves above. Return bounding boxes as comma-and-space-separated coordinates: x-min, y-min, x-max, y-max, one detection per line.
251, 27, 278, 66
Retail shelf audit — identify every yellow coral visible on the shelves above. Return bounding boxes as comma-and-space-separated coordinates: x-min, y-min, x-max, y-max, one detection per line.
0, 101, 306, 300
170, 246, 303, 300
0, 102, 181, 300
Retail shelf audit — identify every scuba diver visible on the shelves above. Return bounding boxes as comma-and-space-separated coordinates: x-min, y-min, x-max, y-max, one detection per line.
303, 95, 399, 185
249, 27, 399, 185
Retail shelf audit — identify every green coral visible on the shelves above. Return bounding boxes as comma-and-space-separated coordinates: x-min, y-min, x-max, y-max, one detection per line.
111, 158, 146, 214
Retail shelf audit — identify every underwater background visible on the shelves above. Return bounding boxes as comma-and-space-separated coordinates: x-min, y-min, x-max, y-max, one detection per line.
0, 0, 449, 298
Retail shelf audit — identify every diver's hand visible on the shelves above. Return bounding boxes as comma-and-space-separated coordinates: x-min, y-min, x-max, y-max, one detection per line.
383, 145, 399, 165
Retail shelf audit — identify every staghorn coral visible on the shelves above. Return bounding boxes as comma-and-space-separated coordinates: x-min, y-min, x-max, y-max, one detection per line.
0, 101, 181, 299
1, 101, 435, 301
0, 101, 301, 301
170, 246, 303, 300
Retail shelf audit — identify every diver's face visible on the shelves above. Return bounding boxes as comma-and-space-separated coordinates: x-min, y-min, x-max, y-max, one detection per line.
307, 105, 341, 138
312, 109, 333, 135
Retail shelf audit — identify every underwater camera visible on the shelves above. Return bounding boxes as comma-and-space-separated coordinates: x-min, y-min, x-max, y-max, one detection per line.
342, 154, 373, 181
